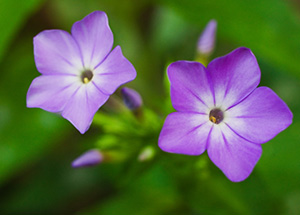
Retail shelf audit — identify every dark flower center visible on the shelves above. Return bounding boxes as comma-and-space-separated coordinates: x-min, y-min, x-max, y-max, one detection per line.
209, 108, 224, 124
81, 69, 93, 84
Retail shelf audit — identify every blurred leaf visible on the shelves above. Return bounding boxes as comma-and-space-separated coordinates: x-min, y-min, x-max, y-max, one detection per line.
0, 156, 119, 214
0, 32, 69, 184
0, 0, 45, 60
151, 7, 197, 58
159, 0, 300, 78
93, 107, 162, 138
80, 164, 180, 215
257, 121, 300, 196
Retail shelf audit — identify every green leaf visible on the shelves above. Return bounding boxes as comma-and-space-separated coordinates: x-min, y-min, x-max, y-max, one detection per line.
0, 0, 45, 60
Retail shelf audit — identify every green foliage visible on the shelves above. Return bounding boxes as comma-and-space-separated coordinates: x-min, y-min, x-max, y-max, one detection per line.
0, 0, 45, 60
159, 0, 300, 79
0, 31, 69, 185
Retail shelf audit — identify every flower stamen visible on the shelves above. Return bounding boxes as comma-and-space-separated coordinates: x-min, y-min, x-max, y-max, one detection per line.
209, 108, 224, 124
209, 116, 217, 123
81, 69, 93, 84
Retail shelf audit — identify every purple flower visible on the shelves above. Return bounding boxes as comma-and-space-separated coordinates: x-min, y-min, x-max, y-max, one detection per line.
158, 47, 292, 182
121, 87, 143, 110
72, 149, 103, 168
27, 11, 136, 134
197, 20, 217, 56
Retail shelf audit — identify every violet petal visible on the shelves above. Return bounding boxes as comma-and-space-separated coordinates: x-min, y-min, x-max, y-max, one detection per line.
71, 11, 113, 69
225, 87, 293, 143
62, 84, 109, 134
158, 112, 212, 155
93, 46, 136, 95
168, 61, 214, 113
34, 30, 83, 75
207, 124, 262, 182
26, 75, 80, 112
207, 47, 261, 109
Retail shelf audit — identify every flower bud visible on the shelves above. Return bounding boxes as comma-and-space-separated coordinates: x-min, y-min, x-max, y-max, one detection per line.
121, 87, 142, 110
197, 19, 217, 57
138, 146, 155, 162
71, 149, 103, 168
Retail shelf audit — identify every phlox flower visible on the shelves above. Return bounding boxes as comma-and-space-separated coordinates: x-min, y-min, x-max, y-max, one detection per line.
159, 47, 292, 182
27, 11, 136, 133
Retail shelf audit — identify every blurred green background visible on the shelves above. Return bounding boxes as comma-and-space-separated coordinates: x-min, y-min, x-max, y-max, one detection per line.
1, 0, 300, 214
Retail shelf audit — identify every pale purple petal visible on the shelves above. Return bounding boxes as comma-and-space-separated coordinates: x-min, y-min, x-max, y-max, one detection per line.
225, 87, 293, 143
62, 83, 109, 134
168, 61, 214, 113
197, 20, 217, 55
158, 112, 212, 155
72, 149, 103, 168
71, 11, 113, 69
92, 46, 136, 95
34, 30, 83, 75
207, 124, 262, 182
121, 87, 142, 110
207, 47, 260, 109
27, 75, 80, 112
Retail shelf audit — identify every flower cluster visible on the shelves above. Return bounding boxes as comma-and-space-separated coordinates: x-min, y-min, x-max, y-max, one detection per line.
27, 12, 292, 182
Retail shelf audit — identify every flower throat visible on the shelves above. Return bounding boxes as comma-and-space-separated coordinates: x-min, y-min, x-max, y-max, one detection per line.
209, 108, 224, 124
81, 69, 93, 84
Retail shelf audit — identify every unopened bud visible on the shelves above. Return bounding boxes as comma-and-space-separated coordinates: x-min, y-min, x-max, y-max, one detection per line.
197, 20, 217, 57
71, 149, 103, 168
138, 146, 155, 162
121, 87, 142, 110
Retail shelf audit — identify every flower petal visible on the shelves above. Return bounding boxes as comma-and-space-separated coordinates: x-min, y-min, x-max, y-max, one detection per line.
207, 124, 262, 182
158, 112, 212, 155
34, 30, 83, 75
207, 47, 260, 109
62, 83, 109, 134
92, 46, 136, 95
71, 11, 113, 69
26, 75, 80, 112
168, 61, 214, 113
225, 87, 293, 143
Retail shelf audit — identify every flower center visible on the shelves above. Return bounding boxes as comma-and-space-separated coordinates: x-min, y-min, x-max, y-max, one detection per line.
209, 108, 224, 124
81, 69, 93, 84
